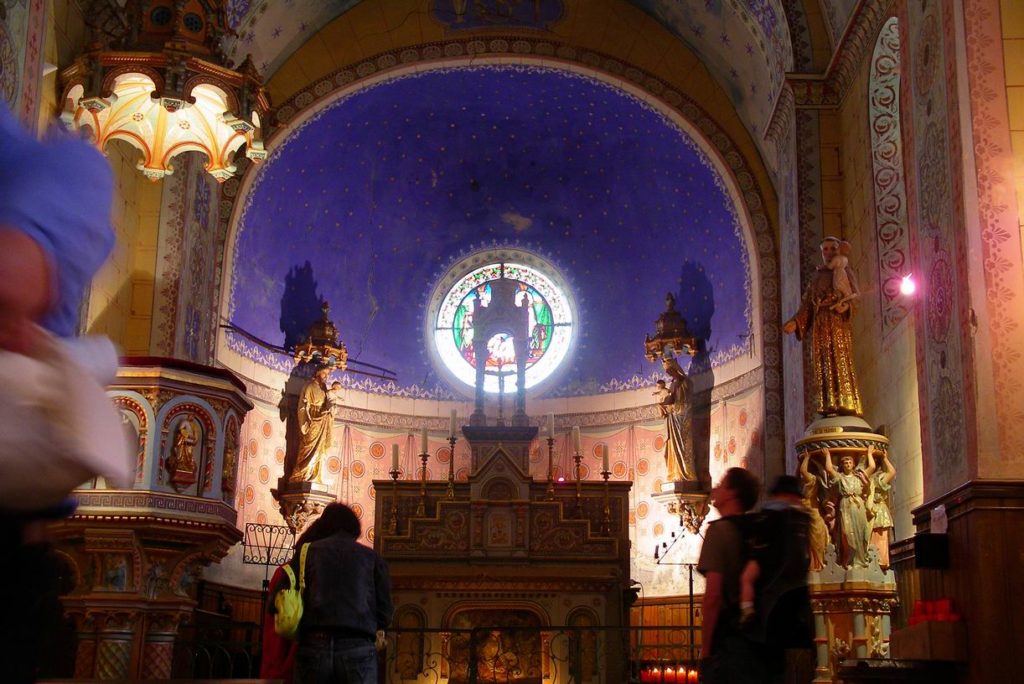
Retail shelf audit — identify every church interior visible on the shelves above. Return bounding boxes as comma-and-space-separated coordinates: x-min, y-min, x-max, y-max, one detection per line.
2, 0, 1023, 681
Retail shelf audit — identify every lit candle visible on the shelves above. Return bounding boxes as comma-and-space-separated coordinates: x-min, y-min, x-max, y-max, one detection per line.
687, 668, 698, 683
391, 444, 399, 472
421, 427, 429, 455
665, 667, 677, 683
547, 413, 554, 439
602, 444, 609, 473
572, 426, 581, 453
449, 409, 457, 438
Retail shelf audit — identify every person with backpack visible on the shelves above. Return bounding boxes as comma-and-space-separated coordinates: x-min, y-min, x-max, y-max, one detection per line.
289, 503, 393, 684
697, 467, 762, 683
262, 514, 347, 682
739, 475, 815, 684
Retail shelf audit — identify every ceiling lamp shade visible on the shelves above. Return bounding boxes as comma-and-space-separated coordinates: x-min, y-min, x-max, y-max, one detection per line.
58, 0, 269, 182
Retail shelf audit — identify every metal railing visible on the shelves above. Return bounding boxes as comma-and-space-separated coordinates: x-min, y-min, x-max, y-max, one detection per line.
171, 623, 699, 682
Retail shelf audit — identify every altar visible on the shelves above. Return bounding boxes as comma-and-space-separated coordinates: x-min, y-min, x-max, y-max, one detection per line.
374, 424, 633, 683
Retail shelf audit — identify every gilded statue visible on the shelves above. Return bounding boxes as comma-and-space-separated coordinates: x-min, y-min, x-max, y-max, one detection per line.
863, 449, 897, 569
659, 356, 696, 481
170, 416, 198, 473
290, 365, 337, 484
222, 426, 238, 489
798, 451, 830, 571
783, 237, 862, 417
823, 447, 870, 568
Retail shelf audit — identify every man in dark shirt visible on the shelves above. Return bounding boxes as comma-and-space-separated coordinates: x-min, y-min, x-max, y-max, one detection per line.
294, 503, 393, 684
697, 467, 762, 684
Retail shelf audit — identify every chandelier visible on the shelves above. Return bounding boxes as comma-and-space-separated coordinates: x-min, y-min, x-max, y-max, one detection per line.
58, 0, 269, 181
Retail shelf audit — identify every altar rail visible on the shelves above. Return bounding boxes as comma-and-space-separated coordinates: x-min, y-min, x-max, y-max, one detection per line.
169, 624, 700, 682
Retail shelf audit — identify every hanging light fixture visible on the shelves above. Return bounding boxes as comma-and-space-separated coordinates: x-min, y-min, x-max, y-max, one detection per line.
58, 0, 269, 182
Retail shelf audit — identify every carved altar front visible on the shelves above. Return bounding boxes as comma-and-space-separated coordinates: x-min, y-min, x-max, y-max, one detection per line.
375, 425, 632, 683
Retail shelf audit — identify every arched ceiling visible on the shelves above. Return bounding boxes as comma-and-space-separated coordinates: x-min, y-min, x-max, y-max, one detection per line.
221, 1, 855, 162
226, 65, 755, 399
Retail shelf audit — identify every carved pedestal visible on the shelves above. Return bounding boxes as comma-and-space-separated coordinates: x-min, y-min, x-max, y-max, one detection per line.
796, 416, 898, 682
273, 478, 336, 534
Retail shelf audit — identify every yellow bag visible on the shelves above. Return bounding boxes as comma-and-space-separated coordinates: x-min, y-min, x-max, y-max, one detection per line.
273, 544, 309, 639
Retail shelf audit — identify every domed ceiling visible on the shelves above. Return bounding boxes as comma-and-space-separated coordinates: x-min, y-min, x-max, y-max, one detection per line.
220, 1, 857, 174
228, 65, 753, 398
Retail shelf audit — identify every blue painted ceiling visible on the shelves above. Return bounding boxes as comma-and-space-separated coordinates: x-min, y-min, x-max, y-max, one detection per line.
229, 65, 752, 398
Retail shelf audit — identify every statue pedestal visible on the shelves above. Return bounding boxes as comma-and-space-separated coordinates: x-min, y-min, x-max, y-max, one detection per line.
796, 416, 897, 682
653, 480, 711, 534
273, 478, 334, 534
809, 547, 897, 682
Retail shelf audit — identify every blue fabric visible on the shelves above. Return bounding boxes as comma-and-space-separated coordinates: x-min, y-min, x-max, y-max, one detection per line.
295, 636, 377, 684
299, 531, 393, 637
0, 103, 114, 336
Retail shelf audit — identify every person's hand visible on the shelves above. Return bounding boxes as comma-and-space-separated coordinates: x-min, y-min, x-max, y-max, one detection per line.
783, 319, 797, 334
0, 228, 52, 355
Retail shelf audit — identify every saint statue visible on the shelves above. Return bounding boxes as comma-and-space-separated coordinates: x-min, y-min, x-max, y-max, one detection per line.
863, 449, 897, 569
171, 416, 198, 473
222, 425, 238, 490
659, 356, 696, 481
290, 365, 336, 484
823, 447, 871, 567
798, 451, 830, 571
783, 237, 863, 417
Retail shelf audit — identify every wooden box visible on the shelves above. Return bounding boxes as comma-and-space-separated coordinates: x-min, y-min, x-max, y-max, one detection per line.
889, 620, 968, 662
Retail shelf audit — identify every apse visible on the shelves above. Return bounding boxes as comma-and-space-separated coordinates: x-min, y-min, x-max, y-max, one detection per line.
228, 65, 753, 398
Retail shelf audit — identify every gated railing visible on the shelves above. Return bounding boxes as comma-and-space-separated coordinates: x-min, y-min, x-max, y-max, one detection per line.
171, 623, 700, 682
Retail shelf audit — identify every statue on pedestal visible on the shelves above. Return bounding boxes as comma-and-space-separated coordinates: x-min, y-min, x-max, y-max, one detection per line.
783, 237, 862, 417
171, 416, 198, 474
823, 447, 871, 568
864, 449, 897, 569
659, 356, 696, 482
799, 451, 830, 571
289, 365, 336, 484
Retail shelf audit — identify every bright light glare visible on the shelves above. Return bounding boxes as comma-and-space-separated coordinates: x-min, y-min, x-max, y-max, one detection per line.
899, 274, 916, 296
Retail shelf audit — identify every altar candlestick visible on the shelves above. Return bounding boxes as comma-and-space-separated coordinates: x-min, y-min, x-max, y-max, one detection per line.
391, 444, 399, 472
546, 413, 554, 439
572, 426, 581, 453
421, 427, 429, 455
449, 410, 457, 438
602, 444, 610, 473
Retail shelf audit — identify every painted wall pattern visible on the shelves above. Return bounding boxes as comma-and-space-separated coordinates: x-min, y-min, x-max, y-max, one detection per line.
0, 0, 44, 123
961, 0, 1024, 469
794, 109, 824, 427
175, 159, 220, 364
902, 0, 972, 497
869, 17, 911, 335
152, 155, 192, 356
776, 101, 804, 468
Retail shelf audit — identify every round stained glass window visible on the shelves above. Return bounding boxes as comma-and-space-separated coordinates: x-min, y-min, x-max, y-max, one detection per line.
427, 249, 576, 394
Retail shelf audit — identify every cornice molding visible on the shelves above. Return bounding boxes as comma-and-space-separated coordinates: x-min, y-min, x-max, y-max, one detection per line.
775, 0, 895, 112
